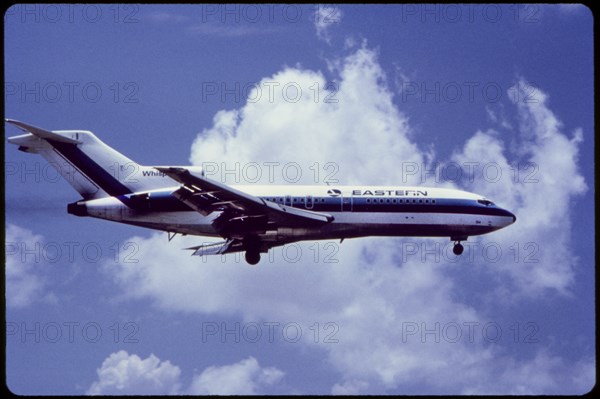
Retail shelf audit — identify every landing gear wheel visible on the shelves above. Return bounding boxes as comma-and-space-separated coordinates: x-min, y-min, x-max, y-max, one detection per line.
453, 243, 464, 256
245, 250, 261, 265
243, 235, 261, 265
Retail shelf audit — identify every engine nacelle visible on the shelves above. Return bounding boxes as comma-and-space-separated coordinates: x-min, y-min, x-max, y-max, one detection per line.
67, 196, 127, 221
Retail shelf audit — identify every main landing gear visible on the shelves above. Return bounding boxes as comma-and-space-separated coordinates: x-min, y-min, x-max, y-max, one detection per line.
245, 250, 260, 265
451, 236, 467, 256
244, 236, 261, 265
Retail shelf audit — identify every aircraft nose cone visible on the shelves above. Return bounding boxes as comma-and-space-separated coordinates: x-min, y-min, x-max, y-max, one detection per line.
504, 209, 516, 225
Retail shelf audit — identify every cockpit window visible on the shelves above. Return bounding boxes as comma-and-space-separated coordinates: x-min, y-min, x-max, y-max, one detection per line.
477, 199, 494, 206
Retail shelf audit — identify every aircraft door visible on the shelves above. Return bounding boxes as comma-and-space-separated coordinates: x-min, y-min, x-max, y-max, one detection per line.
342, 196, 353, 212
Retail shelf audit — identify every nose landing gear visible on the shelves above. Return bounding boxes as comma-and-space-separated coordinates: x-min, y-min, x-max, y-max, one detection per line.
452, 242, 464, 256
451, 236, 467, 256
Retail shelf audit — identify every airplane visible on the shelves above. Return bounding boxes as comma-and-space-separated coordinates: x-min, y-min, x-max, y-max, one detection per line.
6, 119, 516, 265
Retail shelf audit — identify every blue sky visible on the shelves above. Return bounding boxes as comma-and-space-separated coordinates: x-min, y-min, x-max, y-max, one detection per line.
4, 4, 594, 394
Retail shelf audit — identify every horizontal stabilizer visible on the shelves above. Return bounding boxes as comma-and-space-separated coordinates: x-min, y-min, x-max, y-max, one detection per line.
6, 118, 81, 144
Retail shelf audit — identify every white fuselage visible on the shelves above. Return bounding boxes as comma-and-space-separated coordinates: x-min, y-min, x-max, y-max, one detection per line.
75, 185, 516, 242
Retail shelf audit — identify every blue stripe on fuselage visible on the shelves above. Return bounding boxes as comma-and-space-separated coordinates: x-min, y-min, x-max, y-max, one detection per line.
122, 190, 513, 219
116, 191, 192, 212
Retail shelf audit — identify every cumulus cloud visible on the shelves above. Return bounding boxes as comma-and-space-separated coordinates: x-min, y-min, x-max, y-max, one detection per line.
452, 81, 587, 297
485, 104, 513, 130
87, 351, 181, 395
188, 357, 284, 395
190, 45, 423, 186
314, 5, 342, 44
87, 352, 283, 395
461, 351, 595, 395
106, 46, 589, 394
5, 224, 52, 308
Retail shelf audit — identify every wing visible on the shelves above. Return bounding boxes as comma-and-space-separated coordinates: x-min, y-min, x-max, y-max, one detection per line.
155, 167, 333, 238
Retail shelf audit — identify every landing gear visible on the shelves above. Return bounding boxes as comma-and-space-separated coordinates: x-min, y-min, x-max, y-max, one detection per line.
453, 243, 464, 256
243, 235, 261, 265
245, 250, 261, 265
451, 236, 467, 256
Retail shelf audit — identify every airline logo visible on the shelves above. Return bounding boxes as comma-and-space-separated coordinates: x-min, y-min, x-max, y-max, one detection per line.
353, 189, 428, 196
354, 189, 429, 196
328, 188, 429, 197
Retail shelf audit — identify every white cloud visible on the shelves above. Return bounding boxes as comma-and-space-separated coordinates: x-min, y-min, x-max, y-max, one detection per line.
190, 45, 424, 186
5, 224, 52, 308
452, 80, 587, 297
106, 47, 589, 394
314, 5, 343, 44
188, 357, 284, 395
87, 351, 181, 395
462, 351, 595, 395
485, 104, 513, 130
87, 352, 283, 395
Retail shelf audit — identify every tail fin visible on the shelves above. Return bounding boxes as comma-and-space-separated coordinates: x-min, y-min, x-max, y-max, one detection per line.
6, 119, 173, 199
